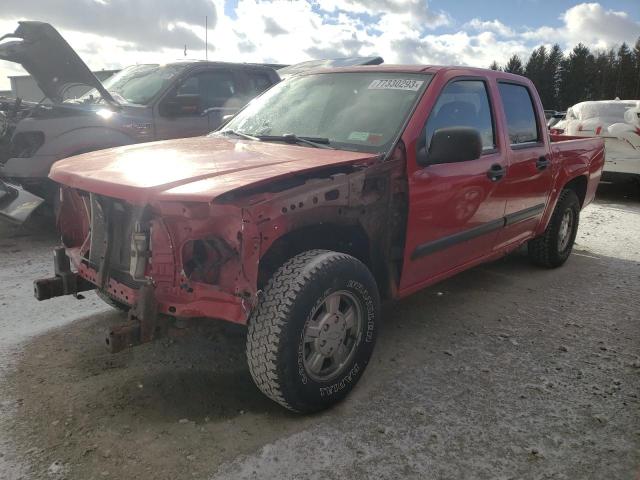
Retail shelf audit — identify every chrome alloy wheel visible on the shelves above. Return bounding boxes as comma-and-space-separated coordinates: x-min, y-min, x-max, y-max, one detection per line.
557, 208, 574, 252
302, 290, 363, 381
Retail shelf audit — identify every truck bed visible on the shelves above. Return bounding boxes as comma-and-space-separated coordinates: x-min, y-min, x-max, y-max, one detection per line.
549, 134, 605, 208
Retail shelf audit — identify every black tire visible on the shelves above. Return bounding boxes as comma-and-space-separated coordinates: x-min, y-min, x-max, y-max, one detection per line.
246, 249, 380, 413
96, 289, 130, 312
528, 189, 580, 268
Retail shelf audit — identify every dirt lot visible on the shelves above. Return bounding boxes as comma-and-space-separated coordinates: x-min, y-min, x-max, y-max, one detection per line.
0, 182, 639, 480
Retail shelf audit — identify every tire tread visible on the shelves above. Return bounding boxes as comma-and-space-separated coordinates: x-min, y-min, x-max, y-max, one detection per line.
528, 189, 580, 268
246, 249, 365, 412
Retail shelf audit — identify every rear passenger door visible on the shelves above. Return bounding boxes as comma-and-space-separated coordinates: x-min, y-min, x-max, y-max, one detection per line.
401, 77, 508, 291
492, 81, 553, 249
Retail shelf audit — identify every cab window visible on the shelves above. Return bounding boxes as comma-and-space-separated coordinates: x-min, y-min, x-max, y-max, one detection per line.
195, 71, 238, 110
247, 72, 273, 96
498, 82, 540, 145
425, 80, 495, 152
171, 71, 239, 115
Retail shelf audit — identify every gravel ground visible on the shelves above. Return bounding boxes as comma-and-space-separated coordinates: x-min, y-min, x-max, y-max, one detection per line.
0, 182, 638, 480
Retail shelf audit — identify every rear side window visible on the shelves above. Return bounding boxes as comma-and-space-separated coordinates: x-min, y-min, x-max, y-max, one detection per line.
498, 83, 540, 145
197, 71, 238, 109
424, 80, 495, 151
247, 72, 273, 96
176, 71, 239, 110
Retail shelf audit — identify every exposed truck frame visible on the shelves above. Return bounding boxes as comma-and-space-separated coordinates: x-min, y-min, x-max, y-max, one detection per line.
34, 66, 604, 412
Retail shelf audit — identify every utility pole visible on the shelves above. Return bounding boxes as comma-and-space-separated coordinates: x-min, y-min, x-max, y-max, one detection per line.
205, 16, 208, 61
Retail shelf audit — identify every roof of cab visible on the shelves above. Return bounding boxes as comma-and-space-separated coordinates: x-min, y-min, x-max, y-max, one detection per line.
296, 64, 531, 83
163, 60, 280, 71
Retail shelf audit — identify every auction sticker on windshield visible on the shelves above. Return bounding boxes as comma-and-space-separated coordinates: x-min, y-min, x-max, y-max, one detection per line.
368, 79, 424, 91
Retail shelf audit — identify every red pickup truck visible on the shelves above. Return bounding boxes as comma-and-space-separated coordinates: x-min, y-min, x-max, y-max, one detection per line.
35, 66, 604, 413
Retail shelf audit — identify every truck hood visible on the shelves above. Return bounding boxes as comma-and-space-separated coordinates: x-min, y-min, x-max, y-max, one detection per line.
49, 136, 379, 204
0, 21, 116, 105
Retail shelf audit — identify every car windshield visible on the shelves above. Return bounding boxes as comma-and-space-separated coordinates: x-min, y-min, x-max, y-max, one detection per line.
218, 72, 432, 153
77, 64, 187, 105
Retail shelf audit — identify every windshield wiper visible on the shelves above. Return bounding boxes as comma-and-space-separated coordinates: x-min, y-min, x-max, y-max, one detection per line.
257, 133, 334, 149
217, 129, 260, 141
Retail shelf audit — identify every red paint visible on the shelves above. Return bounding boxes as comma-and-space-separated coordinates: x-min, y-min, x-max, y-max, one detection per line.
50, 136, 378, 205
50, 66, 604, 326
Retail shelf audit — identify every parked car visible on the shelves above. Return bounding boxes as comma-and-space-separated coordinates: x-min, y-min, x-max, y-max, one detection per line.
35, 65, 604, 413
547, 111, 566, 129
560, 100, 640, 180
0, 21, 280, 223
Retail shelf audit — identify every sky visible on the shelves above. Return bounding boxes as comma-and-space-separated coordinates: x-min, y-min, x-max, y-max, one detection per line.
0, 0, 639, 90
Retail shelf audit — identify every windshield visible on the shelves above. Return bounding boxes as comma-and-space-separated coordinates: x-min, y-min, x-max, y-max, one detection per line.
78, 64, 187, 105
219, 72, 432, 153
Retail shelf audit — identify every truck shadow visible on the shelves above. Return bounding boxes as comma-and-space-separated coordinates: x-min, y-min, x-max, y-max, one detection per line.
4, 244, 639, 478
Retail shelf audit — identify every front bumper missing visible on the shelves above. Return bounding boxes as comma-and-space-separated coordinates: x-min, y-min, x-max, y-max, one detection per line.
34, 247, 169, 354
34, 247, 95, 300
0, 179, 44, 224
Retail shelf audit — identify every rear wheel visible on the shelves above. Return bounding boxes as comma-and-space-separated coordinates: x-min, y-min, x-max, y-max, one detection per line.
528, 189, 580, 268
246, 250, 379, 413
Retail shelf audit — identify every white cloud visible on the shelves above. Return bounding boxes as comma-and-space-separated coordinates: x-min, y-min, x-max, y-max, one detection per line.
523, 2, 640, 50
465, 18, 515, 37
319, 0, 451, 30
0, 2, 638, 91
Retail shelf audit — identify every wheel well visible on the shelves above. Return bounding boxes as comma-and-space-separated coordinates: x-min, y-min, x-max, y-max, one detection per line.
563, 175, 588, 207
258, 224, 373, 290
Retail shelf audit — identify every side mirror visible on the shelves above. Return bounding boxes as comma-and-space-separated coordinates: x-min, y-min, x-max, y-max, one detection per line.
417, 127, 483, 166
161, 94, 201, 116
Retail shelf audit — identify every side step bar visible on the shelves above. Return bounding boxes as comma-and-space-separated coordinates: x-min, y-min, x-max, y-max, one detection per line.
33, 247, 95, 300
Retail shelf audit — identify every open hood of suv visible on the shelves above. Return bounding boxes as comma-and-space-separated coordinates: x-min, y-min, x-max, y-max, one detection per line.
0, 21, 116, 105
50, 136, 379, 204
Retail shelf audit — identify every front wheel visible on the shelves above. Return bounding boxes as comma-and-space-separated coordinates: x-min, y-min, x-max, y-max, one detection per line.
528, 189, 580, 268
246, 250, 380, 413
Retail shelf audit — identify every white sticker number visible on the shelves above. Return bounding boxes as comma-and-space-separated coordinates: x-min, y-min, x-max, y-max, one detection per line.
368, 79, 424, 91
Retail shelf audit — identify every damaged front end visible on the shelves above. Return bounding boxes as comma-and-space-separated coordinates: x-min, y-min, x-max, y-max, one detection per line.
34, 188, 255, 352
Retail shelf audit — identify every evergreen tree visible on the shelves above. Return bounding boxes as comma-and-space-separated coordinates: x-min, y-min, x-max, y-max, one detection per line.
541, 44, 563, 109
616, 43, 636, 99
525, 46, 548, 104
488, 37, 640, 110
634, 38, 640, 98
603, 49, 618, 99
558, 44, 594, 109
504, 54, 524, 75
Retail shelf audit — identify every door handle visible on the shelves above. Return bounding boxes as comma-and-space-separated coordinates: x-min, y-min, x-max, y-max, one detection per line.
536, 156, 550, 170
487, 163, 506, 182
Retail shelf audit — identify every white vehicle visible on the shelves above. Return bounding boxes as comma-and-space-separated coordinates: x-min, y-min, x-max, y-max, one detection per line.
561, 100, 640, 178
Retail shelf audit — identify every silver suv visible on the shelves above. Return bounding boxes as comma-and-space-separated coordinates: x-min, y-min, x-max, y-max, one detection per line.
0, 22, 279, 222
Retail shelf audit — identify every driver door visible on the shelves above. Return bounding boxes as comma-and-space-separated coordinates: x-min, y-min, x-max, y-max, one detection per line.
399, 77, 508, 293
